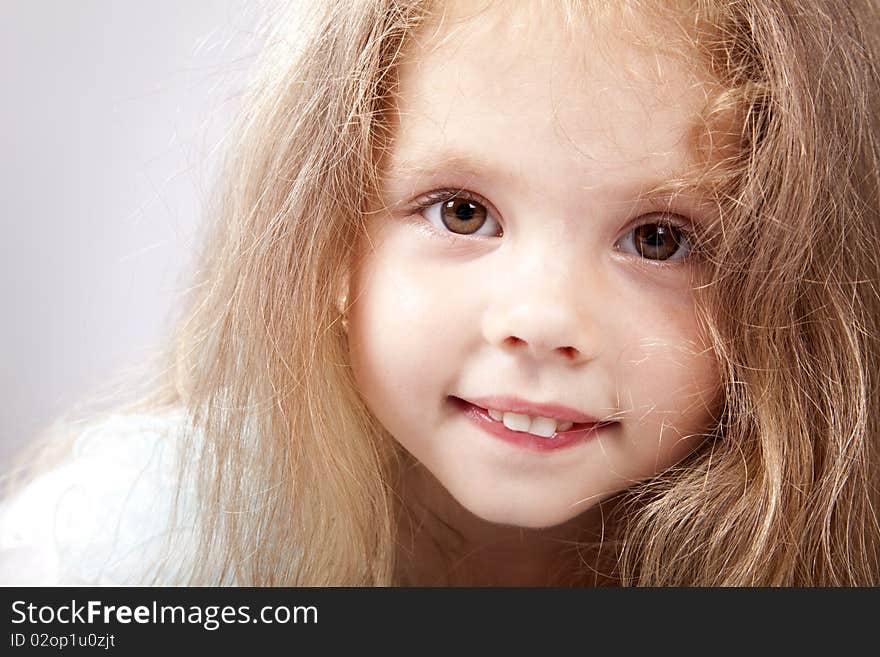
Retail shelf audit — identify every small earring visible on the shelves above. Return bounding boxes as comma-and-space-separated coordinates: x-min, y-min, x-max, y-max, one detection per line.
337, 294, 349, 332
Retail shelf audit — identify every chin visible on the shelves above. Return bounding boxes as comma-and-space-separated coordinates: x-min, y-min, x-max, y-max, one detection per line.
462, 494, 592, 530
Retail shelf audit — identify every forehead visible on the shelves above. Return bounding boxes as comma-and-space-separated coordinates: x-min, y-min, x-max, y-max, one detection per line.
385, 0, 716, 197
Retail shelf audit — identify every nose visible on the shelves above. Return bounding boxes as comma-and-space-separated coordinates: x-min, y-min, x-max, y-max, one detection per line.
481, 260, 602, 366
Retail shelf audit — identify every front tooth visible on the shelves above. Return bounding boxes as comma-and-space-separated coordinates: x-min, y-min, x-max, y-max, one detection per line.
502, 412, 531, 432
529, 416, 558, 438
488, 409, 503, 421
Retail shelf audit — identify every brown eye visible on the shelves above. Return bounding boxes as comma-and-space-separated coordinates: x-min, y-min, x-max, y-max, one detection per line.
618, 218, 693, 262
418, 190, 502, 237
440, 198, 488, 235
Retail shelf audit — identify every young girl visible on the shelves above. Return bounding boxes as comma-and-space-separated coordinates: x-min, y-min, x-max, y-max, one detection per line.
2, 0, 879, 586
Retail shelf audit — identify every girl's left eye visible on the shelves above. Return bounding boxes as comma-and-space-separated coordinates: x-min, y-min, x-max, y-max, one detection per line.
616, 214, 695, 262
415, 190, 502, 237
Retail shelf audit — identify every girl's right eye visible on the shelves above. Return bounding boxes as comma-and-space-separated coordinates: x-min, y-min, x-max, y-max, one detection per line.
414, 190, 502, 237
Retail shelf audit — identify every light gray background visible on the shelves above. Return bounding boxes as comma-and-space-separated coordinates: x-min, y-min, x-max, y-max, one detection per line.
1, 1, 271, 467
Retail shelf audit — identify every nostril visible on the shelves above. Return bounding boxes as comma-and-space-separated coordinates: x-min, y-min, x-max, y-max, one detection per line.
502, 337, 581, 359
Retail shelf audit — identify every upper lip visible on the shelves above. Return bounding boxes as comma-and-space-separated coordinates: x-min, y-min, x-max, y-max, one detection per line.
460, 395, 605, 425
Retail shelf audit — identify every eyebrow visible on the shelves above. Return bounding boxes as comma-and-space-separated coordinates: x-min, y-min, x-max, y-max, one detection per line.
384, 153, 517, 185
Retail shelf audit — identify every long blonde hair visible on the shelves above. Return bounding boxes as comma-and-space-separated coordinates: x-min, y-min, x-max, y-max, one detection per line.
120, 0, 880, 585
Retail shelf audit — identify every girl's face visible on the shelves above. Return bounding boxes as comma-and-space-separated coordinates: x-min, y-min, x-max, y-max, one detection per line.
349, 3, 722, 529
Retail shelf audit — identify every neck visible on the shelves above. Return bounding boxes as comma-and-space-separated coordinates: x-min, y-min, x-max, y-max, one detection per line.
393, 462, 619, 586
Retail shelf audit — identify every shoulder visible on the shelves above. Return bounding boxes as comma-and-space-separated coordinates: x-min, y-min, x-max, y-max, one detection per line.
0, 407, 199, 585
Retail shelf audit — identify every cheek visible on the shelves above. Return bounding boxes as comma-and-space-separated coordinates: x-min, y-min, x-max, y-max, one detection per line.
614, 302, 722, 445
347, 233, 468, 428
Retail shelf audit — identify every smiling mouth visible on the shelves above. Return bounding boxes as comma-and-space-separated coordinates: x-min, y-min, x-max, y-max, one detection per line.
449, 396, 609, 439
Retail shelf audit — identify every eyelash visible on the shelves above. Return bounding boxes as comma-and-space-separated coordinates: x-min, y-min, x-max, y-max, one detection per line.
411, 187, 698, 264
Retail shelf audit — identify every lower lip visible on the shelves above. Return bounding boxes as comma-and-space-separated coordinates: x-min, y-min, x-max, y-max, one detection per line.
452, 398, 613, 452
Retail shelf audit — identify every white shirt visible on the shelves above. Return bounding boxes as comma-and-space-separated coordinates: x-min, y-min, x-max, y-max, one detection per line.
0, 408, 200, 585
